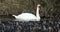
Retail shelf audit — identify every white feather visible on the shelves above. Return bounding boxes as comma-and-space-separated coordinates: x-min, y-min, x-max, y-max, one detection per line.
12, 4, 41, 21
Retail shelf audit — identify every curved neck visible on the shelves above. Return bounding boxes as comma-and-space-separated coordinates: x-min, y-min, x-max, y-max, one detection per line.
36, 6, 40, 19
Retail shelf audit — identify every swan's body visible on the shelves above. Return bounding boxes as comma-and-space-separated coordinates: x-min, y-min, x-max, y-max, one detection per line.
13, 13, 39, 21
13, 4, 41, 21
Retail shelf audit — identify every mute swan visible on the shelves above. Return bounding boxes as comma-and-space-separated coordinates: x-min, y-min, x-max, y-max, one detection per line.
12, 4, 41, 21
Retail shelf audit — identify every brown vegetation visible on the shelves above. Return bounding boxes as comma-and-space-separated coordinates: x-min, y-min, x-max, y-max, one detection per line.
0, 0, 60, 15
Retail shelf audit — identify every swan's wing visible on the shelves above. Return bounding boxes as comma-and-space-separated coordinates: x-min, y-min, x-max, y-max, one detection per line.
18, 13, 37, 19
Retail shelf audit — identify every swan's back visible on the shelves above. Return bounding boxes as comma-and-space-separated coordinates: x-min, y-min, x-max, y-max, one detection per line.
19, 13, 37, 19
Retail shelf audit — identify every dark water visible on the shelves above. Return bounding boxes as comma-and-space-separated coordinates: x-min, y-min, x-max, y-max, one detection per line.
0, 15, 60, 32
0, 19, 60, 32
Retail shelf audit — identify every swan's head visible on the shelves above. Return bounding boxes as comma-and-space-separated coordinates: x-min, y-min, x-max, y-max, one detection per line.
37, 4, 41, 6
37, 4, 41, 10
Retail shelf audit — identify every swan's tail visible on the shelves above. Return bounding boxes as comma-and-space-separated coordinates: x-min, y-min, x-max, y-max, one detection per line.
12, 15, 16, 17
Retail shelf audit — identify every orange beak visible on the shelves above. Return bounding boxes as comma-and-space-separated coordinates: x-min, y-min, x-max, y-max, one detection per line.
39, 6, 41, 10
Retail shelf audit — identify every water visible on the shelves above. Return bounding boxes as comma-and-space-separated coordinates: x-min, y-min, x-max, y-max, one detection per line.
0, 19, 60, 32
0, 15, 60, 32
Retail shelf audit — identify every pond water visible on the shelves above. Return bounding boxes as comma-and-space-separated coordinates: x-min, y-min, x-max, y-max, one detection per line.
0, 15, 60, 32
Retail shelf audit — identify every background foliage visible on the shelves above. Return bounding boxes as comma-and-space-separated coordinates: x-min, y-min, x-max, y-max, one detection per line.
0, 0, 60, 16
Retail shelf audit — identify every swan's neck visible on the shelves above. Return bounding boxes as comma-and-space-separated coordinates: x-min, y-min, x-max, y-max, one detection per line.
36, 7, 40, 19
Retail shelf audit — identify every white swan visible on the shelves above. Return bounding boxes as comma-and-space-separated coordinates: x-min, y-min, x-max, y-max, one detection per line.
12, 4, 41, 21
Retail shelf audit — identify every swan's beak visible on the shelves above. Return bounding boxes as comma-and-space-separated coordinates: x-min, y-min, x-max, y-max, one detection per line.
39, 6, 41, 10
